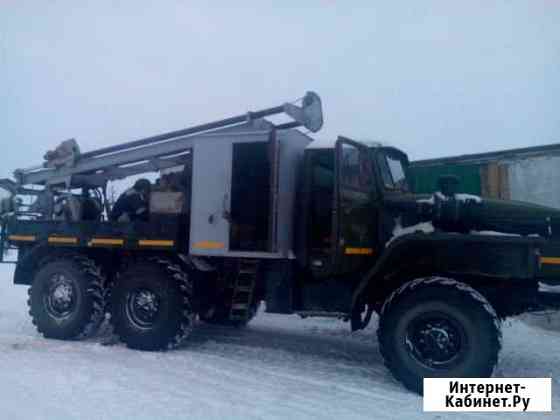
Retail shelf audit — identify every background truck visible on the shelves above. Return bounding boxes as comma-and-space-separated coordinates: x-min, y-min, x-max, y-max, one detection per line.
1, 92, 559, 394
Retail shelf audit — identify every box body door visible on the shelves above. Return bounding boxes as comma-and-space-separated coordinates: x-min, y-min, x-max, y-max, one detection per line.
189, 140, 232, 255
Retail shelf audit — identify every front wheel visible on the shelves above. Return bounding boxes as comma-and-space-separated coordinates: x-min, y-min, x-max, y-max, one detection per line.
377, 277, 502, 394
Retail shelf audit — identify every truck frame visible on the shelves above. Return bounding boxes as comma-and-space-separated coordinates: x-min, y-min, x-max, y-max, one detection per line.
1, 92, 559, 394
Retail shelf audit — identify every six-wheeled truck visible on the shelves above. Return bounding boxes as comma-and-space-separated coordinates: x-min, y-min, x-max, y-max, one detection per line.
1, 92, 560, 394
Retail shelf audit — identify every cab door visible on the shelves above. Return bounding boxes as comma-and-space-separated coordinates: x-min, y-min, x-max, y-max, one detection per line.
332, 136, 377, 274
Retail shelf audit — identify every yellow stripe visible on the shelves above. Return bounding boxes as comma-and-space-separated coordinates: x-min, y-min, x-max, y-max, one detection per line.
541, 257, 560, 265
48, 237, 78, 245
88, 238, 124, 247
193, 241, 225, 250
8, 235, 36, 242
345, 247, 374, 256
138, 240, 174, 247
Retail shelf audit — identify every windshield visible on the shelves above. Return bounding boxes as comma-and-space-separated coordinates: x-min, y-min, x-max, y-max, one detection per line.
377, 152, 409, 191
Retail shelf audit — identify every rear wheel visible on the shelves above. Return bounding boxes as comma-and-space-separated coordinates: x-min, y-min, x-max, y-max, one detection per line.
377, 277, 501, 394
28, 255, 105, 340
109, 258, 194, 351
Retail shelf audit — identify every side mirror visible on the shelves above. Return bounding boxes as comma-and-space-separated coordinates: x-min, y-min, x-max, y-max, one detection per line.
437, 175, 460, 197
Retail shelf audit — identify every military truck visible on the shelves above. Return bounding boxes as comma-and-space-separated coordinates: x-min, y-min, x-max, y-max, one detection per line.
1, 92, 559, 394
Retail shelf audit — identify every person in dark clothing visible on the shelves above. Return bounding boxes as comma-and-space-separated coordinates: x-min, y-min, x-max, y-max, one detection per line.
110, 178, 151, 222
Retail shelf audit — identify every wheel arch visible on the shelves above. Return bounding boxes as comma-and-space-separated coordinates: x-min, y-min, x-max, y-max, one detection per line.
15, 244, 74, 285
352, 236, 438, 314
14, 244, 115, 286
350, 233, 540, 328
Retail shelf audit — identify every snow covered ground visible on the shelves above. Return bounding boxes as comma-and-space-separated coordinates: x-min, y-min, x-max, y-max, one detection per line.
0, 263, 558, 420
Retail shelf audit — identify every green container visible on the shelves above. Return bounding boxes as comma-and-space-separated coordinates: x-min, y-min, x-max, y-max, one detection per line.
409, 163, 482, 195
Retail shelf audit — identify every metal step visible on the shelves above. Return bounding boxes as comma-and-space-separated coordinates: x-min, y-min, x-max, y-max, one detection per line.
229, 260, 259, 321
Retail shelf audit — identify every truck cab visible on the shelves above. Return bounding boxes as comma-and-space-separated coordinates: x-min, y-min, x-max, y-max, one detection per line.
281, 138, 407, 316
289, 134, 554, 320
299, 138, 410, 277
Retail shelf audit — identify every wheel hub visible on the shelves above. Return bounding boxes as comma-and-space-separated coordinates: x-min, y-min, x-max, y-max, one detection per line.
44, 274, 76, 319
406, 315, 464, 369
53, 283, 73, 305
126, 289, 161, 329
421, 326, 451, 349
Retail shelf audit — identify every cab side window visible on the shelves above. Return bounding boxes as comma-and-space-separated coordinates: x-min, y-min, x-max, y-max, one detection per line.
340, 145, 373, 191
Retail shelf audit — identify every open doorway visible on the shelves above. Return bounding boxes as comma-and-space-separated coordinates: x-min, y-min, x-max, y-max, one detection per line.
229, 142, 272, 251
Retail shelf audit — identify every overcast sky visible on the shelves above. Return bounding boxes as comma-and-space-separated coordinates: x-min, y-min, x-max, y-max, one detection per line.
1, 1, 559, 179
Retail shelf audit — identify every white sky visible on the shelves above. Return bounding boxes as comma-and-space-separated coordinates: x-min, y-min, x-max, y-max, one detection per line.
1, 1, 559, 179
